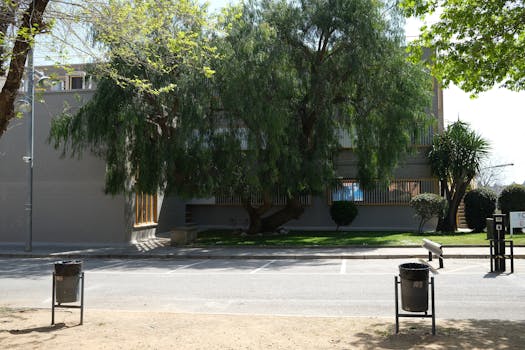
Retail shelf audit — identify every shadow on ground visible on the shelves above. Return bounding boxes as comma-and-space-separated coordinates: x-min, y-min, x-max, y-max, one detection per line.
349, 319, 525, 349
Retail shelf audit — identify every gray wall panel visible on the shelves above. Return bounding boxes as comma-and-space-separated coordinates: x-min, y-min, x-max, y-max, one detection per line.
0, 90, 129, 243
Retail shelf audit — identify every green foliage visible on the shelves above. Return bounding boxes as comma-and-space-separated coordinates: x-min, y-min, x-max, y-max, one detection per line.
428, 120, 490, 231
498, 184, 525, 215
464, 188, 497, 233
410, 193, 445, 233
329, 201, 358, 230
400, 0, 525, 94
51, 0, 433, 231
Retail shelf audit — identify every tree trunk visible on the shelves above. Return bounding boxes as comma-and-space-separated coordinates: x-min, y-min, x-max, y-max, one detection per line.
261, 197, 304, 232
245, 204, 263, 234
0, 0, 50, 138
243, 192, 273, 235
436, 180, 470, 232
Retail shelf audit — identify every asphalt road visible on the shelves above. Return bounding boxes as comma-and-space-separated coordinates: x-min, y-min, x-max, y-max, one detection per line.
1, 258, 524, 320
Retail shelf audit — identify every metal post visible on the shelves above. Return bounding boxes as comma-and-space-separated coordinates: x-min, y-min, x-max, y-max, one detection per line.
431, 277, 435, 335
394, 276, 399, 334
24, 48, 35, 252
80, 272, 84, 325
51, 272, 55, 325
510, 241, 514, 274
489, 240, 494, 272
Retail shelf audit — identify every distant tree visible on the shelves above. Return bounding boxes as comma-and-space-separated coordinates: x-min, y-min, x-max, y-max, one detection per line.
464, 188, 497, 233
428, 121, 490, 232
400, 0, 525, 95
498, 184, 525, 215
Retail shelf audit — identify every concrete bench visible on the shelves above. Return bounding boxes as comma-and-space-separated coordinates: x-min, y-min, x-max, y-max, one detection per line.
422, 238, 444, 268
170, 225, 198, 246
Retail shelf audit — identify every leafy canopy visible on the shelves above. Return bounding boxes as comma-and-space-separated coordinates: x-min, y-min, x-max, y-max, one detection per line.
401, 0, 525, 94
51, 0, 434, 234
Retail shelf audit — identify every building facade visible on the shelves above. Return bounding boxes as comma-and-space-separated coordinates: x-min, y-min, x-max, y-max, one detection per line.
0, 65, 443, 245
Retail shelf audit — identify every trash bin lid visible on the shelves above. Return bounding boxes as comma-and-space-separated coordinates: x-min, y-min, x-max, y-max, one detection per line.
54, 260, 83, 276
399, 262, 429, 280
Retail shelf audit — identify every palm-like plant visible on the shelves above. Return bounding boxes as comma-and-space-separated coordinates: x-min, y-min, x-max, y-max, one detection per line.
428, 121, 490, 232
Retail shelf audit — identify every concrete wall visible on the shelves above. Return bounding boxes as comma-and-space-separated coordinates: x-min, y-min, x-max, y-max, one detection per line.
0, 90, 132, 244
189, 197, 436, 232
183, 149, 437, 231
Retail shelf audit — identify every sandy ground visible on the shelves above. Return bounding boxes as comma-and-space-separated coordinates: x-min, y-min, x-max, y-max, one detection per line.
1, 307, 524, 349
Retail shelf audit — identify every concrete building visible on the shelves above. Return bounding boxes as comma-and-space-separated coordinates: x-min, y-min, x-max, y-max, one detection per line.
0, 65, 442, 245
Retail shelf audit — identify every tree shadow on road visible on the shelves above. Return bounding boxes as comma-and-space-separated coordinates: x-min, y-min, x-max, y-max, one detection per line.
348, 319, 525, 349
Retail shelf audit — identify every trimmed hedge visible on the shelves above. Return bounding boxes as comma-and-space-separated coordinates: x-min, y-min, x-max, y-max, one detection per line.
410, 193, 446, 233
330, 201, 358, 230
498, 184, 525, 215
464, 188, 497, 232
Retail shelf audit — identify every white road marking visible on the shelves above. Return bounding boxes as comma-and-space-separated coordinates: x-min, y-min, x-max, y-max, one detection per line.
88, 261, 125, 271
166, 260, 210, 273
444, 263, 488, 274
249, 260, 276, 274
340, 259, 347, 274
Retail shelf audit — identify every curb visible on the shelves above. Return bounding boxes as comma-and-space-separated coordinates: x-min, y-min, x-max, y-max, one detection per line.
1, 253, 523, 260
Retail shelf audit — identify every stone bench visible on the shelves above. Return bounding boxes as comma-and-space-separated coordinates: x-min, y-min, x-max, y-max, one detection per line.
170, 225, 198, 246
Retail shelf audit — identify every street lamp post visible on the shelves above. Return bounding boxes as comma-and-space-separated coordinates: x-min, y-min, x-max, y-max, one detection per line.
24, 48, 35, 252
21, 48, 52, 252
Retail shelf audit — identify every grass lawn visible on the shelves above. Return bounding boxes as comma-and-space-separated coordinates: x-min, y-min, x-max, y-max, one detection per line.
194, 230, 525, 247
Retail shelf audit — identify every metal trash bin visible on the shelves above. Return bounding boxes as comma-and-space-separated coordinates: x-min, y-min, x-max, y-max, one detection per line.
399, 263, 429, 312
54, 260, 82, 303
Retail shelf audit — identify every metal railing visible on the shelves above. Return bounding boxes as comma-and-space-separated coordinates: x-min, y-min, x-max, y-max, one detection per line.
330, 178, 439, 205
215, 191, 311, 206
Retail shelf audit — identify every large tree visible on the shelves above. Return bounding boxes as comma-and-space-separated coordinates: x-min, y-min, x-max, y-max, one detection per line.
400, 0, 525, 94
208, 0, 433, 233
51, 0, 434, 233
428, 121, 490, 232
0, 0, 51, 138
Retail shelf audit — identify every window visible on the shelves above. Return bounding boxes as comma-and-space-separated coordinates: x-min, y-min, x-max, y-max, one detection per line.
215, 191, 311, 206
70, 76, 84, 89
331, 180, 364, 202
135, 193, 157, 226
330, 178, 437, 205
388, 181, 421, 202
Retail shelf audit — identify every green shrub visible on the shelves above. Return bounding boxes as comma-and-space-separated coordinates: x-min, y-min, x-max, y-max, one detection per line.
464, 188, 497, 232
498, 184, 525, 215
330, 201, 358, 230
410, 193, 446, 233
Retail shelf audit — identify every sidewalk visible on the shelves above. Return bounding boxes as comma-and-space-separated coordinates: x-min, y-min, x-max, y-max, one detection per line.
1, 237, 524, 259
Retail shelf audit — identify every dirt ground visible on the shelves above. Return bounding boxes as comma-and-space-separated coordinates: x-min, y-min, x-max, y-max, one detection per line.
1, 307, 524, 349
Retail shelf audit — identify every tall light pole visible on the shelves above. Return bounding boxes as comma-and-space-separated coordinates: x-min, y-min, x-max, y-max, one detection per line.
23, 48, 35, 252
20, 48, 51, 252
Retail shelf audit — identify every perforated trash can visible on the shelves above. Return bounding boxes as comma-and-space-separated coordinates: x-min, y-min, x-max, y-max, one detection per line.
399, 263, 429, 312
54, 260, 82, 303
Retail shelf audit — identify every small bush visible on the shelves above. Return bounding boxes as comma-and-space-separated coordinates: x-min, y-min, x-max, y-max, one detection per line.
464, 188, 497, 232
498, 184, 525, 215
330, 201, 358, 230
410, 193, 446, 233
